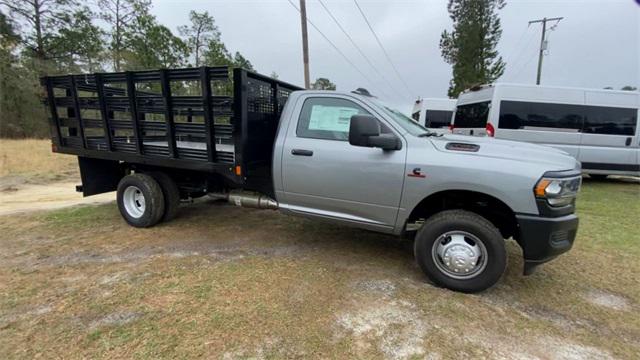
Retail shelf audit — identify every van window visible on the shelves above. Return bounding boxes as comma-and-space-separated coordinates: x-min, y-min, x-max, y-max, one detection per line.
425, 110, 453, 128
454, 102, 490, 128
411, 111, 420, 122
498, 100, 637, 135
583, 106, 637, 136
498, 101, 582, 131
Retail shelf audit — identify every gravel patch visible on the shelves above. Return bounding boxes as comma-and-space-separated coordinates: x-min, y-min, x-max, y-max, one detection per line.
89, 312, 141, 330
353, 279, 397, 296
336, 299, 429, 360
583, 289, 631, 311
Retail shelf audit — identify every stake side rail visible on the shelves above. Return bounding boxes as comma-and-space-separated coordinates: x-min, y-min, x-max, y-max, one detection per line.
41, 66, 302, 186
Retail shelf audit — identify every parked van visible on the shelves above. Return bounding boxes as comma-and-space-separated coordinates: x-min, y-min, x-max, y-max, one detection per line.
411, 98, 456, 130
451, 83, 640, 177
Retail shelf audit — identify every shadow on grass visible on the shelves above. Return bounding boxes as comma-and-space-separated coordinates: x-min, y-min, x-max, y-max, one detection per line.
582, 175, 640, 184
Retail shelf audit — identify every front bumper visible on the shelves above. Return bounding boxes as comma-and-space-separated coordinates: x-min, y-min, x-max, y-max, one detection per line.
516, 213, 579, 275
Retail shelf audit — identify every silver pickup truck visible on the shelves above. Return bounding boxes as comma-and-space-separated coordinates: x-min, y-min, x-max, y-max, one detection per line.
42, 67, 581, 293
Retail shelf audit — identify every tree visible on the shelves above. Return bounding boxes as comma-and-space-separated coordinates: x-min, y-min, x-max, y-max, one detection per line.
51, 8, 105, 73
178, 11, 219, 67
202, 39, 232, 66
440, 0, 506, 97
1, 0, 79, 73
232, 51, 254, 71
311, 77, 336, 90
621, 86, 637, 91
270, 71, 279, 79
99, 0, 151, 71
201, 37, 254, 71
124, 12, 188, 69
0, 10, 19, 44
0, 11, 47, 137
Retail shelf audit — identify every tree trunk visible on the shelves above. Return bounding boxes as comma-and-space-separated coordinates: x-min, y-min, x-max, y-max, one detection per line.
114, 0, 121, 71
32, 0, 47, 75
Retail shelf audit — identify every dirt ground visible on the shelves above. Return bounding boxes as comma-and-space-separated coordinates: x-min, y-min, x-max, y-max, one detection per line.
0, 181, 114, 216
0, 174, 639, 359
0, 139, 111, 215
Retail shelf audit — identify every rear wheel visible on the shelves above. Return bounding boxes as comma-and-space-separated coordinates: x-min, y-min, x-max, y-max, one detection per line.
414, 210, 506, 293
117, 173, 165, 228
148, 171, 181, 222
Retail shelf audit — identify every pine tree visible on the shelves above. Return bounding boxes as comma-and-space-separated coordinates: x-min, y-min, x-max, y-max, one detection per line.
0, 0, 102, 74
124, 12, 188, 70
311, 78, 336, 90
232, 52, 254, 71
440, 0, 506, 97
0, 11, 47, 137
178, 11, 219, 67
99, 0, 151, 71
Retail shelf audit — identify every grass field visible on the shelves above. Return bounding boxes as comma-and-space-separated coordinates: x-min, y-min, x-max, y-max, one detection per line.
0, 139, 78, 185
0, 141, 639, 359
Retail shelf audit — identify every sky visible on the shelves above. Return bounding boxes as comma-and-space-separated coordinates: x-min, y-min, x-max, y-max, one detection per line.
150, 0, 640, 111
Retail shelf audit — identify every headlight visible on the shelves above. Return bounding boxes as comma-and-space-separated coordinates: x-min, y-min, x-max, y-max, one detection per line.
534, 176, 581, 207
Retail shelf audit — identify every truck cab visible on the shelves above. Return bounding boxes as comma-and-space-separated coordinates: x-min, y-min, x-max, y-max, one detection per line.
273, 90, 581, 292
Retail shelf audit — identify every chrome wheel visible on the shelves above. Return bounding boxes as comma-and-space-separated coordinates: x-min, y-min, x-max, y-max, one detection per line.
122, 185, 146, 218
431, 231, 487, 280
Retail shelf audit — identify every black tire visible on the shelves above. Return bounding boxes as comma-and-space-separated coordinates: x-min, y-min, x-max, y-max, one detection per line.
116, 173, 165, 228
414, 210, 506, 293
589, 174, 608, 180
148, 171, 181, 222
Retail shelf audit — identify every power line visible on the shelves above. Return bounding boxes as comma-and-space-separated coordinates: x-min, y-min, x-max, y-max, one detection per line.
510, 45, 539, 82
502, 25, 533, 70
285, 0, 392, 99
316, 0, 404, 99
504, 27, 538, 81
352, 0, 413, 97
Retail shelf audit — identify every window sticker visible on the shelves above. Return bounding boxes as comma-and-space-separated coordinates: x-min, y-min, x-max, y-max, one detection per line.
308, 105, 359, 132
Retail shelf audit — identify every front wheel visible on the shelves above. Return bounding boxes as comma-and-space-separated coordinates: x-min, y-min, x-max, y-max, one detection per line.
117, 173, 165, 228
414, 210, 506, 293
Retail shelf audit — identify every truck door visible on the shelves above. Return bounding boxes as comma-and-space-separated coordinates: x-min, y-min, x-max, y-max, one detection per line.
280, 95, 406, 230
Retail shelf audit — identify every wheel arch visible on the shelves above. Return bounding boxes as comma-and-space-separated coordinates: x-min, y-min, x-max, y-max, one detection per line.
406, 189, 519, 240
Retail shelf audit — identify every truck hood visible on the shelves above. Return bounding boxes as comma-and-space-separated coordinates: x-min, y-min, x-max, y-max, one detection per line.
429, 134, 579, 171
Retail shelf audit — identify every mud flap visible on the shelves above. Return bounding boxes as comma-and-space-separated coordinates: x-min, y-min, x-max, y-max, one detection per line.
78, 157, 123, 196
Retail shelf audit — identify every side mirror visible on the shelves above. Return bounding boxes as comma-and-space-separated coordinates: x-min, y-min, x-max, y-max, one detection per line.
349, 114, 402, 151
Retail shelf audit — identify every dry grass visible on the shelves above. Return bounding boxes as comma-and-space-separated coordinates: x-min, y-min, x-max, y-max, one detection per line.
0, 139, 78, 183
0, 179, 638, 359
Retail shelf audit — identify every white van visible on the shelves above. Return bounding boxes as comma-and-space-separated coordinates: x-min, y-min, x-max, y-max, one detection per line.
452, 83, 640, 177
411, 98, 456, 130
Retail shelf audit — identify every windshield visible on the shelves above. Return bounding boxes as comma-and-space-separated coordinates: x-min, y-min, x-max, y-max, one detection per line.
369, 100, 430, 136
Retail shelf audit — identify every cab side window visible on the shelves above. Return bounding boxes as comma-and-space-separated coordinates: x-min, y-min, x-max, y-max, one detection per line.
297, 97, 391, 141
297, 98, 368, 141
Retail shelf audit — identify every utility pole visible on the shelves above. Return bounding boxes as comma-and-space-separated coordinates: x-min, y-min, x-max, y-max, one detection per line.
529, 17, 563, 85
299, 0, 311, 89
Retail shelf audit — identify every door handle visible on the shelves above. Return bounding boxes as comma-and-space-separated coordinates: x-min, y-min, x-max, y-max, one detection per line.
291, 149, 313, 156
625, 137, 632, 146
